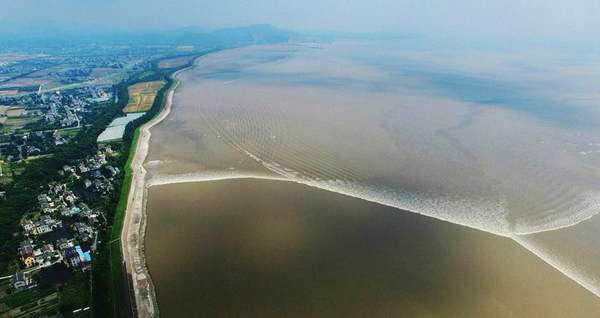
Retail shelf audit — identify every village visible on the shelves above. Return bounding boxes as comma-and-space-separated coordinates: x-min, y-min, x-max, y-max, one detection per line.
0, 139, 122, 312
0, 143, 121, 316
0, 57, 138, 315
0, 53, 119, 316
0, 85, 113, 164
0, 44, 189, 316
0, 53, 154, 316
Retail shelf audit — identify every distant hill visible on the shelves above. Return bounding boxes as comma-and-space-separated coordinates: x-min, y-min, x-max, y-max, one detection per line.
0, 24, 294, 51
211, 24, 294, 44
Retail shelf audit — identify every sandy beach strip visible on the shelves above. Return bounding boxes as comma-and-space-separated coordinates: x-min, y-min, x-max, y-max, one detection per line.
120, 64, 191, 318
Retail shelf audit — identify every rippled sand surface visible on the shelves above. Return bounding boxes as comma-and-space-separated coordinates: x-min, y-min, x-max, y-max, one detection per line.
146, 42, 600, 298
148, 43, 600, 236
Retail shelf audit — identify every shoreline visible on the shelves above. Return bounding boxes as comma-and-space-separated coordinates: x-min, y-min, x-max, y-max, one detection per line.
122, 47, 600, 316
120, 64, 191, 318
142, 178, 600, 317
144, 172, 600, 300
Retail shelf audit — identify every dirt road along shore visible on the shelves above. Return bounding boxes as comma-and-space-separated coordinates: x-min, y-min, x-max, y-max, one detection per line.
120, 67, 187, 318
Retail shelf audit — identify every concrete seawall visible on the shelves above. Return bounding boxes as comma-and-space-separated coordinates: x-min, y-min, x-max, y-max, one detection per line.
120, 65, 191, 318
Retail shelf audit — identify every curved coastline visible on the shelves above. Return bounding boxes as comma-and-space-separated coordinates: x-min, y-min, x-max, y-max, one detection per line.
124, 50, 600, 317
121, 63, 191, 318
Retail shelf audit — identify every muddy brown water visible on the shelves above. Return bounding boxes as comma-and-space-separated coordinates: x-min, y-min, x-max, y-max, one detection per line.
143, 42, 600, 316
145, 179, 600, 318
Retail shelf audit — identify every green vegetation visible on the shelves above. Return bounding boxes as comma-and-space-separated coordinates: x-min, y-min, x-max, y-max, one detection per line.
0, 86, 40, 92
2, 287, 53, 308
0, 50, 212, 318
0, 84, 128, 275
134, 71, 155, 81
111, 129, 139, 241
3, 116, 39, 131
0, 267, 90, 317
92, 52, 212, 317
58, 273, 90, 316
91, 126, 140, 318
0, 284, 58, 318
0, 161, 13, 184
55, 127, 82, 138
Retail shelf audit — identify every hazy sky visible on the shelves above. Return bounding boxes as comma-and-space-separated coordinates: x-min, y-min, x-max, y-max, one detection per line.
2, 0, 599, 39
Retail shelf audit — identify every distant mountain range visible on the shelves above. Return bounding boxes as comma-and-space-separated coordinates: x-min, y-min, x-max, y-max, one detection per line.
0, 24, 296, 50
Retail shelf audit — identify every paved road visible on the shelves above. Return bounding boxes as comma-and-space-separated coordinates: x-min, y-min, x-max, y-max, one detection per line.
0, 257, 63, 281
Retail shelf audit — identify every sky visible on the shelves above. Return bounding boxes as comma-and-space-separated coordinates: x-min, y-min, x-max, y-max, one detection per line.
1, 0, 599, 40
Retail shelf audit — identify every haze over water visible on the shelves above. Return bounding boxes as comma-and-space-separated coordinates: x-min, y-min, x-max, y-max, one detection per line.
149, 41, 600, 235
145, 41, 600, 308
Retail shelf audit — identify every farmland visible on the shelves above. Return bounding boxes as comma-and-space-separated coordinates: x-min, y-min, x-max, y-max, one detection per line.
0, 90, 19, 97
1, 107, 25, 118
0, 160, 11, 184
122, 80, 164, 113
1, 106, 28, 129
158, 56, 192, 69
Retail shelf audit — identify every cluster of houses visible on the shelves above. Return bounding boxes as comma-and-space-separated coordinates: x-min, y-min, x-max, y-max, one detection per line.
18, 239, 60, 269
63, 244, 92, 271
0, 83, 116, 163
55, 238, 92, 271
83, 147, 111, 170
8, 146, 119, 293
73, 222, 95, 242
17, 236, 93, 273
90, 85, 112, 103
1, 51, 153, 296
37, 186, 77, 214
60, 202, 98, 223
42, 91, 82, 127
21, 215, 63, 236
0, 131, 59, 162
72, 147, 119, 195
10, 272, 37, 293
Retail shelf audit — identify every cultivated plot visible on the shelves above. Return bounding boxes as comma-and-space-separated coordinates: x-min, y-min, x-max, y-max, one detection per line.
158, 57, 192, 69
123, 81, 165, 113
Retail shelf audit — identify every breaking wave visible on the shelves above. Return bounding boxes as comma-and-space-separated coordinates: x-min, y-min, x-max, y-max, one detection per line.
144, 43, 600, 298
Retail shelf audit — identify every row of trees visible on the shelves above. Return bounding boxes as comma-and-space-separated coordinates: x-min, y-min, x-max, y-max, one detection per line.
90, 52, 212, 318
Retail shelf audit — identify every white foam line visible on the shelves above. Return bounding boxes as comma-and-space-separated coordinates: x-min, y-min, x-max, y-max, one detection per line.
146, 170, 600, 299
513, 235, 600, 298
512, 198, 600, 236
144, 46, 600, 299
147, 171, 511, 237
146, 171, 600, 299
147, 172, 286, 187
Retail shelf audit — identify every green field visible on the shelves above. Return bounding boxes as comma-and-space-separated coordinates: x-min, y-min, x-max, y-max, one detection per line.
89, 54, 200, 317
0, 286, 58, 318
3, 117, 40, 131
0, 161, 13, 184
55, 127, 82, 138
104, 74, 178, 317
105, 130, 139, 318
